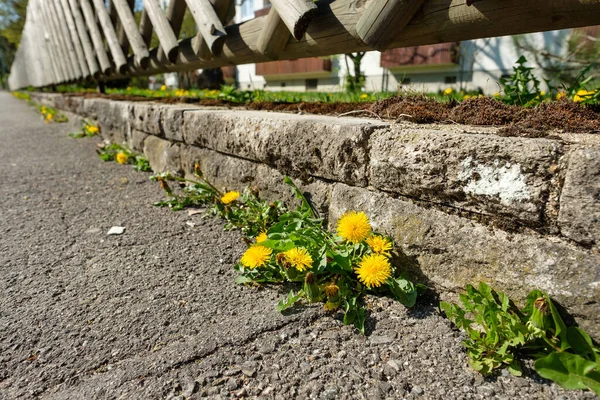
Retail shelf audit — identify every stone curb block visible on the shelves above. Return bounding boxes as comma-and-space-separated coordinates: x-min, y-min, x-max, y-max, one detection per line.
179, 145, 331, 217
369, 128, 563, 226
328, 183, 600, 338
182, 110, 387, 186
559, 147, 600, 246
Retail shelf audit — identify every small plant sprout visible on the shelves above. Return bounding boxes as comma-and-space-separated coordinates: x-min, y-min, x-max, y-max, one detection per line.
96, 143, 151, 172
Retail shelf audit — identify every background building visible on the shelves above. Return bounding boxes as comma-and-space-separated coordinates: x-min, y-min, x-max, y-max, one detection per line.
230, 0, 589, 94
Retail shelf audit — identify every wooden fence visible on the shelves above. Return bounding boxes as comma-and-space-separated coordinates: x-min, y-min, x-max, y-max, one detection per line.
8, 0, 600, 90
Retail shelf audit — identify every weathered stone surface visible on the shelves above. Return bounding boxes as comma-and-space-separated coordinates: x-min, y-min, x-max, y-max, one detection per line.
162, 106, 199, 142
62, 96, 84, 115
130, 129, 149, 153
369, 128, 563, 226
329, 183, 600, 338
182, 110, 387, 186
130, 103, 163, 136
143, 136, 182, 174
559, 147, 600, 247
180, 145, 331, 216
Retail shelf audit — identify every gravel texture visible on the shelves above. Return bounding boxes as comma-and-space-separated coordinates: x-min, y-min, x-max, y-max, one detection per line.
0, 92, 596, 399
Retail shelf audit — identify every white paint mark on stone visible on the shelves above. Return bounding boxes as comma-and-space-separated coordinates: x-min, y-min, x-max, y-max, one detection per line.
458, 157, 530, 205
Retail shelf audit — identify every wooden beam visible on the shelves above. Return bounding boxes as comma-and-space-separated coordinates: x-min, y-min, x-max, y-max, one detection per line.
184, 0, 227, 56
269, 0, 317, 41
257, 7, 291, 59
142, 0, 180, 63
91, 0, 129, 73
356, 0, 426, 50
112, 0, 151, 68
79, 0, 113, 75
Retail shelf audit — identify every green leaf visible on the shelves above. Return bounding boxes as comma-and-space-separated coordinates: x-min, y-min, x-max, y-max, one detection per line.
387, 277, 417, 307
235, 275, 254, 285
354, 307, 366, 335
567, 326, 598, 361
534, 352, 600, 394
276, 290, 302, 312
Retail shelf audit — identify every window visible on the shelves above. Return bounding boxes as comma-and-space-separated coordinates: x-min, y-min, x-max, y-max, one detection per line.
444, 76, 457, 84
305, 79, 318, 90
241, 0, 255, 21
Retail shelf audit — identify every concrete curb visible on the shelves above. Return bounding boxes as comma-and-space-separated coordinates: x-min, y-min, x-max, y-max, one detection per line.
30, 92, 600, 337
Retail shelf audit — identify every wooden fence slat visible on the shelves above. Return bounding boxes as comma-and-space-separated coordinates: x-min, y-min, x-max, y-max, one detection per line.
356, 0, 426, 50
58, 0, 91, 77
91, 0, 129, 73
79, 0, 113, 75
67, 0, 100, 77
108, 0, 132, 58
184, 0, 227, 56
49, 0, 84, 79
41, 0, 77, 80
257, 7, 291, 58
142, 0, 179, 63
51, 0, 85, 78
139, 9, 154, 47
156, 0, 188, 64
112, 0, 151, 68
269, 0, 317, 41
192, 0, 234, 59
34, 0, 64, 83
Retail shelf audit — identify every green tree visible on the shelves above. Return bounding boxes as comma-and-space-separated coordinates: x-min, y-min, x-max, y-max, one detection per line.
0, 0, 28, 46
0, 0, 28, 87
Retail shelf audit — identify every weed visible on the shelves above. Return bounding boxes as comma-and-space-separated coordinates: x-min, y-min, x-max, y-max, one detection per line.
69, 119, 100, 138
441, 283, 600, 395
96, 143, 151, 172
152, 171, 418, 334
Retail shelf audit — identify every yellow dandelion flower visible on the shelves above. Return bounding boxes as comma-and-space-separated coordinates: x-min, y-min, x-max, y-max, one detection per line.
355, 253, 392, 289
336, 211, 371, 243
160, 85, 167, 91
116, 152, 129, 164
221, 191, 240, 205
493, 92, 501, 98
86, 125, 99, 134
256, 231, 268, 243
556, 91, 566, 100
241, 245, 272, 269
463, 95, 471, 100
126, 86, 131, 91
443, 88, 453, 95
45, 113, 53, 123
284, 247, 313, 272
366, 235, 392, 256
573, 89, 593, 103
540, 91, 546, 96
360, 93, 368, 99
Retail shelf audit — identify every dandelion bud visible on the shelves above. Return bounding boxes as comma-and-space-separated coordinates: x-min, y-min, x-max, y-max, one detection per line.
285, 265, 298, 280
529, 297, 552, 331
304, 272, 321, 302
325, 282, 338, 296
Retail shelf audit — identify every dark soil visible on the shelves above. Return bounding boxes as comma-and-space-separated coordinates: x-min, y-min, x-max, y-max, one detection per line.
61, 92, 600, 137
